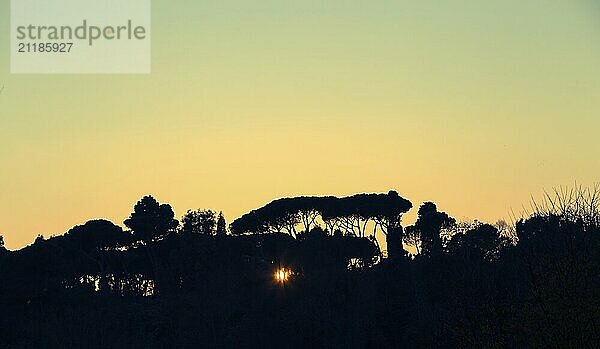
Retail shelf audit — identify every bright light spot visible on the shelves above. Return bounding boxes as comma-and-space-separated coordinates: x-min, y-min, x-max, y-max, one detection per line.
275, 268, 291, 283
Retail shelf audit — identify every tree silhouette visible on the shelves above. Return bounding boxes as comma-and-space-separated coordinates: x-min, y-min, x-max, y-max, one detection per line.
407, 202, 455, 258
216, 212, 227, 235
124, 195, 178, 242
446, 223, 506, 261
403, 225, 421, 255
33, 234, 44, 245
63, 220, 129, 293
181, 209, 216, 235
231, 192, 412, 241
66, 219, 129, 251
0, 235, 5, 257
1, 188, 598, 348
372, 190, 412, 259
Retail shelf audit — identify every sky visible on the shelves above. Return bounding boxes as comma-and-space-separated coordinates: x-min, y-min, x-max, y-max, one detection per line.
1, 0, 599, 249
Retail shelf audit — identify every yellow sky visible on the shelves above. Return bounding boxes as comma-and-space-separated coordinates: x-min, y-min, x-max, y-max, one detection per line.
1, 0, 599, 249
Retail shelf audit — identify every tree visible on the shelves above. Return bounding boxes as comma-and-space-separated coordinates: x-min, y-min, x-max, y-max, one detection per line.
124, 195, 178, 242
446, 223, 504, 261
513, 210, 600, 345
64, 220, 128, 293
34, 234, 45, 245
408, 202, 455, 258
0, 235, 4, 249
181, 209, 216, 235
372, 191, 413, 259
66, 219, 128, 252
230, 210, 266, 235
123, 196, 178, 297
230, 201, 301, 236
231, 192, 412, 241
403, 225, 421, 255
321, 195, 374, 237
216, 212, 227, 235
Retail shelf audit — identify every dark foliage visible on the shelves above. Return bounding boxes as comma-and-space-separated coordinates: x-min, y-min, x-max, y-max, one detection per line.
124, 196, 178, 242
0, 192, 598, 348
181, 209, 216, 236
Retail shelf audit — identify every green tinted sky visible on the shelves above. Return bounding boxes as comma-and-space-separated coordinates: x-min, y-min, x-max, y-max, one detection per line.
1, 0, 599, 249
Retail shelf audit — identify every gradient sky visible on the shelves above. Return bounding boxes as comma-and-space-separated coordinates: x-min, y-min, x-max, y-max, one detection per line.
1, 0, 599, 249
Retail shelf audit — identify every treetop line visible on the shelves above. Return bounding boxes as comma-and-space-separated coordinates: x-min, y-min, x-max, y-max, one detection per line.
0, 186, 598, 347
1, 190, 511, 262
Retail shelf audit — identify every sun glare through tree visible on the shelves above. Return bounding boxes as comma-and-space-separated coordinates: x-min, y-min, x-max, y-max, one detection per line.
274, 268, 291, 283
